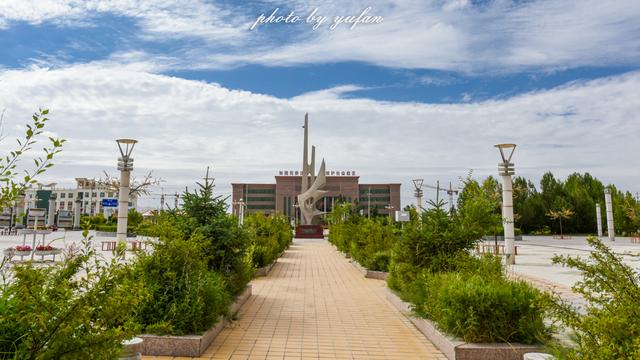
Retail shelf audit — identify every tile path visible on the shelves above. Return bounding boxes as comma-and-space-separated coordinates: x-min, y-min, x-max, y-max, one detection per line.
144, 238, 445, 360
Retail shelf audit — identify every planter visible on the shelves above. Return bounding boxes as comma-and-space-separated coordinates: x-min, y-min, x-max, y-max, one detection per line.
139, 284, 252, 357
14, 250, 32, 257
254, 248, 287, 277
34, 249, 62, 256
254, 260, 276, 277
385, 288, 544, 360
349, 258, 388, 280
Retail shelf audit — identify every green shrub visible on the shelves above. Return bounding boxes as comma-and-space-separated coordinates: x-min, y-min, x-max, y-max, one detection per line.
544, 236, 640, 359
0, 230, 145, 358
245, 213, 292, 268
415, 271, 548, 344
328, 203, 397, 272
172, 172, 253, 296
134, 225, 231, 336
367, 250, 392, 272
388, 203, 479, 298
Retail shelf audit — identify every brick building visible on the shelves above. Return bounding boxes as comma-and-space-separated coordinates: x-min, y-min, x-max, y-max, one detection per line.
232, 170, 401, 223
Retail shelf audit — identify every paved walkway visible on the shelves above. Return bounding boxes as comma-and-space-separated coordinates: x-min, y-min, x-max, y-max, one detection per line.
145, 239, 445, 360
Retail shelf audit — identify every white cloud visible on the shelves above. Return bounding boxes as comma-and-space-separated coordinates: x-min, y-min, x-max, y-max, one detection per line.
198, 0, 640, 73
0, 0, 249, 43
0, 65, 638, 208
2, 1, 639, 73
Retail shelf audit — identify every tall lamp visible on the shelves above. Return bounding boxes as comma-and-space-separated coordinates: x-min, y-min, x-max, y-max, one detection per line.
495, 143, 516, 265
116, 139, 137, 242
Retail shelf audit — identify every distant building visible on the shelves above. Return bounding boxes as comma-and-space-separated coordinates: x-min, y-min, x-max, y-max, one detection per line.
22, 178, 136, 217
232, 170, 401, 223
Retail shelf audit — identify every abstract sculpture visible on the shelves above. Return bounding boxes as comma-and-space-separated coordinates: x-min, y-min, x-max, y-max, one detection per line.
297, 113, 328, 226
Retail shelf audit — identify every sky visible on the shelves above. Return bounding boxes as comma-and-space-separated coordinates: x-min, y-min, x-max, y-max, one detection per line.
0, 0, 639, 209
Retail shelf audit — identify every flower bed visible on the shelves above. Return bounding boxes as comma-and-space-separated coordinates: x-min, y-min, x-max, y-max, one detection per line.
385, 288, 543, 360
139, 284, 252, 357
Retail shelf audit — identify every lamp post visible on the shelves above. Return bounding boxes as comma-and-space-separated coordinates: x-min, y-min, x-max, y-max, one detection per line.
385, 204, 394, 221
116, 139, 137, 242
412, 179, 424, 214
495, 143, 516, 265
232, 198, 245, 226
595, 203, 603, 238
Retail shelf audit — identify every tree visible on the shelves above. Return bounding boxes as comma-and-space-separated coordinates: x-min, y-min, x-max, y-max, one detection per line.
546, 208, 574, 238
0, 109, 65, 208
545, 237, 640, 359
96, 170, 162, 200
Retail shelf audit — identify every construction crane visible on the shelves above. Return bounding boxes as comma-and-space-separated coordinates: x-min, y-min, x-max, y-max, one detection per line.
422, 181, 462, 213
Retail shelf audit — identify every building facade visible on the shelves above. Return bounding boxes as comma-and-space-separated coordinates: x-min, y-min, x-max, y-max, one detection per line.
22, 178, 136, 217
232, 170, 401, 223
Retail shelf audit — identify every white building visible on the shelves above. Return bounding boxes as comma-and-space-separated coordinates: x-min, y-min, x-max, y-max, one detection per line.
23, 178, 137, 217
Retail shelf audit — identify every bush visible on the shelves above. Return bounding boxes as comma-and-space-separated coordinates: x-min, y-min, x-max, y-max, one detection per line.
134, 223, 231, 336
0, 230, 145, 358
172, 172, 253, 296
415, 271, 548, 344
328, 203, 398, 272
245, 213, 292, 268
388, 203, 479, 298
544, 236, 640, 359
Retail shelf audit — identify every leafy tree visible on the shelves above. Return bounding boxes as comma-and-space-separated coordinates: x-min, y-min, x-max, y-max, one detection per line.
545, 236, 640, 359
0, 108, 65, 208
546, 208, 575, 238
0, 229, 145, 359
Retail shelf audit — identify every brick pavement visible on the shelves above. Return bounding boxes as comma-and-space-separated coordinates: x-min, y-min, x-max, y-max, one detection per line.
144, 239, 445, 360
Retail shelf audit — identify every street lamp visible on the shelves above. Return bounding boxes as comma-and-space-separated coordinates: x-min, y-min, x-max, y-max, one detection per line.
412, 179, 424, 214
116, 139, 137, 242
495, 143, 516, 265
232, 198, 246, 226
385, 204, 394, 221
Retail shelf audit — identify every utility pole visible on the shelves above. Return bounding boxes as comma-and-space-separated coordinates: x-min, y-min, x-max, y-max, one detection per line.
174, 193, 179, 209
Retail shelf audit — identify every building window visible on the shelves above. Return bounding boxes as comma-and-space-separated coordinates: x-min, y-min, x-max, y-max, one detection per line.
247, 197, 275, 202
100, 192, 105, 198
60, 193, 66, 198
68, 193, 73, 198
59, 202, 64, 209
84, 192, 89, 197
247, 188, 276, 194
92, 192, 97, 197
68, 201, 73, 209
247, 204, 276, 210
108, 192, 114, 197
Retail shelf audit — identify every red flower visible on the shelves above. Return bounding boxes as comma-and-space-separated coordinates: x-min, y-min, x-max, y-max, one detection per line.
16, 245, 32, 251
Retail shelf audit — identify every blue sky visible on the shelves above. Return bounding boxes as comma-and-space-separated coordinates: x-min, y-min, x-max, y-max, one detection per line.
0, 0, 639, 207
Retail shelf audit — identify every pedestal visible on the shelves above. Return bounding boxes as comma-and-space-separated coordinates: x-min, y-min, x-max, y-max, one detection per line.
295, 225, 324, 239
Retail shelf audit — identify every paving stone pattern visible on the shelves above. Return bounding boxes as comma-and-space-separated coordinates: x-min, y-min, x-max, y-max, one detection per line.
143, 239, 446, 360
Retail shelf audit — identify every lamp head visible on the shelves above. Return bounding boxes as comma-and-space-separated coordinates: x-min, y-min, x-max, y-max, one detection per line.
412, 178, 424, 190
494, 143, 516, 163
116, 138, 138, 158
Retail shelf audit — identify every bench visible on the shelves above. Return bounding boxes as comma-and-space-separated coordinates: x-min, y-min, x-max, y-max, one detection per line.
476, 243, 519, 255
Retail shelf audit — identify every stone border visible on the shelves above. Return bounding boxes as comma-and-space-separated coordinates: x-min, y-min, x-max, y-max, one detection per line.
349, 258, 389, 280
385, 288, 543, 360
139, 284, 252, 357
254, 259, 276, 276
254, 248, 287, 277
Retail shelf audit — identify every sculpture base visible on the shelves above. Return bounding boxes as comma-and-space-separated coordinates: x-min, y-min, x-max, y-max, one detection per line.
295, 225, 324, 239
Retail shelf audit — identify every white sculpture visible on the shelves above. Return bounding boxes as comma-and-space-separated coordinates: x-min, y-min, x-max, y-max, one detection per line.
297, 113, 328, 225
